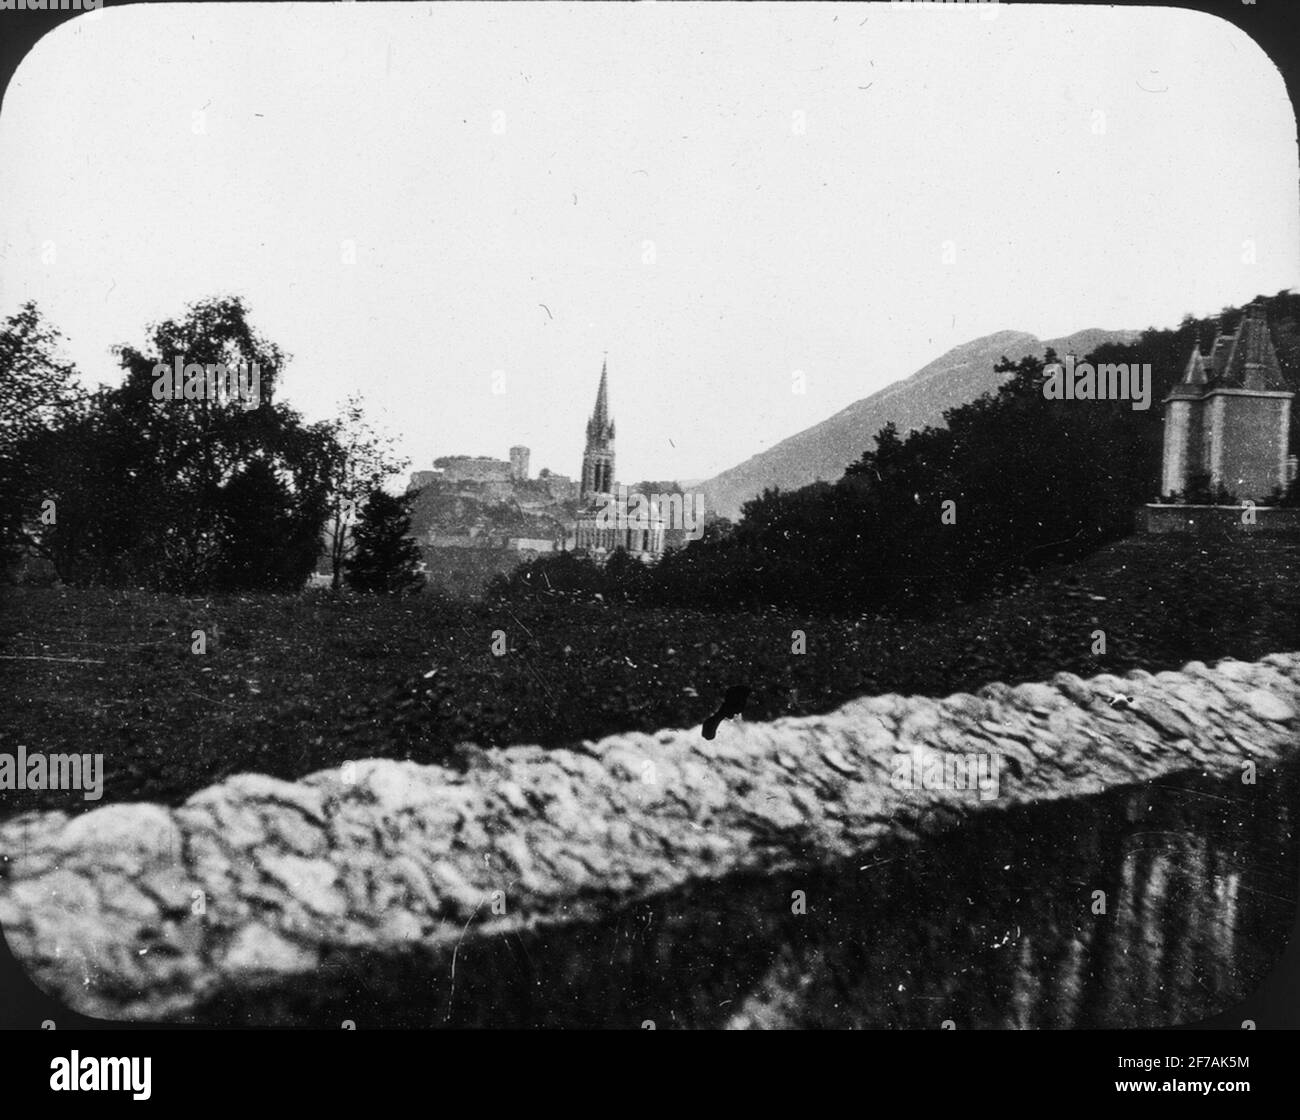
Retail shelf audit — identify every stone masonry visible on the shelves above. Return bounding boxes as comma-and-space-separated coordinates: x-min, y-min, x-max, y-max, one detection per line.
1, 653, 1297, 1026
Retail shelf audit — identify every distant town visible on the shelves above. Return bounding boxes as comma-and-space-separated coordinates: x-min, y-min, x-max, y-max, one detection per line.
402, 360, 702, 596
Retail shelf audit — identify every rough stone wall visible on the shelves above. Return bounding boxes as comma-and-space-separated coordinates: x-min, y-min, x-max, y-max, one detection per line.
1, 654, 1297, 1027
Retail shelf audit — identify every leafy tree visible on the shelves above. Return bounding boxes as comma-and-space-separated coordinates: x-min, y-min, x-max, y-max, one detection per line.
26, 296, 334, 590
345, 488, 424, 594
0, 302, 84, 574
487, 549, 606, 602
321, 395, 409, 590
603, 546, 651, 598
23, 389, 152, 585
216, 459, 325, 590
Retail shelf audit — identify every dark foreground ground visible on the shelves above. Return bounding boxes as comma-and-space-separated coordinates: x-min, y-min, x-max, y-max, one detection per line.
2, 535, 1299, 818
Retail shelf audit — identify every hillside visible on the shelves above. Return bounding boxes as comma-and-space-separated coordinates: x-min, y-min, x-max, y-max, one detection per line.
402, 481, 578, 597
700, 327, 1140, 520
407, 485, 572, 542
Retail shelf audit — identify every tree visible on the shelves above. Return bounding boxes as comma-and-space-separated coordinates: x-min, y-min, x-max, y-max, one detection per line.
345, 489, 424, 594
25, 296, 335, 590
0, 302, 84, 574
843, 420, 908, 486
603, 545, 651, 598
216, 459, 323, 590
321, 395, 408, 590
487, 549, 608, 603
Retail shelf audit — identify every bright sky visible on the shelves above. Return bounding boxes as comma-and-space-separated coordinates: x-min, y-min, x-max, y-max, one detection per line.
1, 2, 1297, 485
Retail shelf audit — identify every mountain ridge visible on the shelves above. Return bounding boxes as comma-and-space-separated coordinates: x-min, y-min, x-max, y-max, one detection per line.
698, 326, 1141, 520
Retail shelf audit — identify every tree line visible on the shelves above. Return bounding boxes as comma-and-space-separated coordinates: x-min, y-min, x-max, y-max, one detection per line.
12, 291, 1296, 607
0, 297, 422, 594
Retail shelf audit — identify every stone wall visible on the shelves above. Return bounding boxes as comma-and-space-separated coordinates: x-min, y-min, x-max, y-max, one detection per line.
1, 654, 1297, 1027
1212, 392, 1292, 503
432, 457, 513, 484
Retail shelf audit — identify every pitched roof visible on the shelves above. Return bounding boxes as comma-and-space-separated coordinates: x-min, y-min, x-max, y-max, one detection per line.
1166, 341, 1208, 400
1216, 301, 1289, 391
1209, 334, 1234, 380
1168, 302, 1291, 400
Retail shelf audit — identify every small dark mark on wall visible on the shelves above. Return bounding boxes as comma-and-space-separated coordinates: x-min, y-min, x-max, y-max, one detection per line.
702, 684, 750, 740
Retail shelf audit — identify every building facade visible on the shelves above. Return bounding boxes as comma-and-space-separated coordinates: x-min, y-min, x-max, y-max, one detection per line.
1160, 301, 1294, 503
573, 360, 665, 560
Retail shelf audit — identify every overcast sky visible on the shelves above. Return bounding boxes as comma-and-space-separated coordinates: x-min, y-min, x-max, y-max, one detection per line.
1, 2, 1297, 485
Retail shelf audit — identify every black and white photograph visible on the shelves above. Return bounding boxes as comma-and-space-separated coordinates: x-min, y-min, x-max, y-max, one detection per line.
0, 0, 1298, 1072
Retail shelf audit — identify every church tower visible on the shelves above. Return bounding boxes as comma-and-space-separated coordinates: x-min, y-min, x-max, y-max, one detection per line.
581, 358, 616, 501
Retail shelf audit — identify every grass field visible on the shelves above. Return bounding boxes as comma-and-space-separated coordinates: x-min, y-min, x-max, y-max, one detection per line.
3, 535, 1299, 819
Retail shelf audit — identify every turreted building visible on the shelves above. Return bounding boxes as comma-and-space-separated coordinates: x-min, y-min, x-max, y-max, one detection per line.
1160, 300, 1294, 503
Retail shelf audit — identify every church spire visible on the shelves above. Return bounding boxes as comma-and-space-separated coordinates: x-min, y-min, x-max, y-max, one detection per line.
581, 357, 616, 500
587, 357, 613, 441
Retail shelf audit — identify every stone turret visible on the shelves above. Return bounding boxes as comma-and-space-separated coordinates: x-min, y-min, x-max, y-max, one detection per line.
1159, 300, 1293, 502
509, 445, 530, 482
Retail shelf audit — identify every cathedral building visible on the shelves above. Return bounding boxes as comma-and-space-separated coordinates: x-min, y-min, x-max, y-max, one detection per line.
573, 359, 665, 559
1160, 300, 1295, 503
